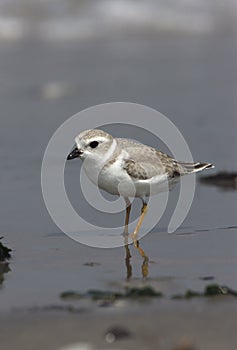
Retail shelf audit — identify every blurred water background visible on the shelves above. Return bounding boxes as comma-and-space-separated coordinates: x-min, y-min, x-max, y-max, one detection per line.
0, 0, 236, 312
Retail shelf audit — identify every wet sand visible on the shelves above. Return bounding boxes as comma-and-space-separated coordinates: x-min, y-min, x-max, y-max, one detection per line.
1, 300, 237, 350
1, 228, 237, 349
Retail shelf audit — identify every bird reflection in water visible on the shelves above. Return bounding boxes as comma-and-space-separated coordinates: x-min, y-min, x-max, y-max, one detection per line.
123, 231, 149, 281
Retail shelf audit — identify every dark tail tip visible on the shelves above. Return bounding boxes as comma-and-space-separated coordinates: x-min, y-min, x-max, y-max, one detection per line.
195, 162, 214, 171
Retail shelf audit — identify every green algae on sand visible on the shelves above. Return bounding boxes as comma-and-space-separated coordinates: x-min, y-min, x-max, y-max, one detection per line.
172, 284, 237, 299
61, 286, 163, 301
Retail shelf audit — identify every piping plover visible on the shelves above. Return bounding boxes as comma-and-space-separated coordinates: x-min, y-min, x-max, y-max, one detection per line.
67, 129, 214, 238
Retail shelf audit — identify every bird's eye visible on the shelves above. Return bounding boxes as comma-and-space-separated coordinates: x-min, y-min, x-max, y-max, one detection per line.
89, 141, 99, 149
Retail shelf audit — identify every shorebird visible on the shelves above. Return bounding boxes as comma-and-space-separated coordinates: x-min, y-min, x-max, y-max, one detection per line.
67, 129, 213, 239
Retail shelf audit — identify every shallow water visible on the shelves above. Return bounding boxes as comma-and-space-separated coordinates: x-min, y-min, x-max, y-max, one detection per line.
0, 3, 237, 314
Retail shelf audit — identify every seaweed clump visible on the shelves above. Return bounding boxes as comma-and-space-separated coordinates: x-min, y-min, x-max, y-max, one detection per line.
0, 238, 11, 262
61, 286, 163, 301
0, 238, 11, 286
172, 284, 237, 299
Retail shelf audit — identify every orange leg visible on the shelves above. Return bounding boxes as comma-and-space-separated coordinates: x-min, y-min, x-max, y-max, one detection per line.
132, 201, 148, 239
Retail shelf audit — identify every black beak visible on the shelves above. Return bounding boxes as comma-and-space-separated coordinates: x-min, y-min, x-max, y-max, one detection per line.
67, 147, 81, 160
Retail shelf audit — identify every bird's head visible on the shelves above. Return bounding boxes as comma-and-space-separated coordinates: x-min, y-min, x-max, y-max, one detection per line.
67, 129, 114, 163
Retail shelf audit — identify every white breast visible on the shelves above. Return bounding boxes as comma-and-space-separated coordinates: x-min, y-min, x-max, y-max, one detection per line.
98, 150, 132, 195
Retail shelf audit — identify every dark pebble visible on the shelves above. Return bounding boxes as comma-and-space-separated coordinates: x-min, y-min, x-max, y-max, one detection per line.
105, 326, 132, 343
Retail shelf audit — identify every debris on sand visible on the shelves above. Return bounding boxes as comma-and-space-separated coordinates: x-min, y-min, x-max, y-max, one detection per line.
83, 262, 101, 267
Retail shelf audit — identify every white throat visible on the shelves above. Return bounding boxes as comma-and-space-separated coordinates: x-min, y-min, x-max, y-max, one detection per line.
82, 138, 117, 185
